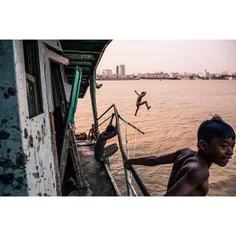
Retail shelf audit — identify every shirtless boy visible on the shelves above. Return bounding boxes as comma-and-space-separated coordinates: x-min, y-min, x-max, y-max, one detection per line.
125, 115, 235, 196
134, 90, 151, 116
88, 124, 97, 142
95, 124, 118, 162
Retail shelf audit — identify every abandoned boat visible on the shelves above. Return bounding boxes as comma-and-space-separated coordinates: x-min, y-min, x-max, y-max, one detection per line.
0, 40, 150, 196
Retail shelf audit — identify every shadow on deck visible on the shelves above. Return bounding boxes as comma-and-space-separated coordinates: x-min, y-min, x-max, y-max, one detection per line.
69, 139, 117, 196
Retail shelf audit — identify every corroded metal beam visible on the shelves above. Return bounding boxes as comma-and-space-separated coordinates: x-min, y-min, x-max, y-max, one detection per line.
63, 50, 100, 54
68, 61, 94, 66
63, 53, 97, 61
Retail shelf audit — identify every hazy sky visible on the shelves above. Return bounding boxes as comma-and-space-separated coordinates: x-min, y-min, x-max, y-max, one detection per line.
97, 40, 236, 75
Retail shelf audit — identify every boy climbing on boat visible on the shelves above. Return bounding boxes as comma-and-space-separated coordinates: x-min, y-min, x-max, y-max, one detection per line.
134, 90, 151, 116
88, 124, 97, 142
125, 115, 235, 196
95, 114, 118, 162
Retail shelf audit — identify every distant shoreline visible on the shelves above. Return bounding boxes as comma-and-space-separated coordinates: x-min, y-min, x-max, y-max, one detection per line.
98, 78, 235, 81
98, 78, 139, 81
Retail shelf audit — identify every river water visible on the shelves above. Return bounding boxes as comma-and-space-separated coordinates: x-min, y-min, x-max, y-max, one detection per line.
75, 80, 236, 196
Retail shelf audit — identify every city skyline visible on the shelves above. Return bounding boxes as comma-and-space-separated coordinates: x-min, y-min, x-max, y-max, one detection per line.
97, 40, 236, 75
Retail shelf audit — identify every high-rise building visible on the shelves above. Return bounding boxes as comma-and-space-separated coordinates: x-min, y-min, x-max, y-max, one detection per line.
117, 64, 126, 75
116, 66, 119, 75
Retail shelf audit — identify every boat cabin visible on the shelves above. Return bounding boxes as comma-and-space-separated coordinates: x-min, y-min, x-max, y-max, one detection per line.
0, 40, 111, 196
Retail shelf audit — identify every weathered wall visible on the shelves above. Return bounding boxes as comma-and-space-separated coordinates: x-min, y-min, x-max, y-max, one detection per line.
0, 40, 28, 195
14, 40, 57, 196
0, 40, 57, 196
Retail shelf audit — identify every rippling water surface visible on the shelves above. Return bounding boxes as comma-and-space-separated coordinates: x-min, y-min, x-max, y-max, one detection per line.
75, 80, 236, 196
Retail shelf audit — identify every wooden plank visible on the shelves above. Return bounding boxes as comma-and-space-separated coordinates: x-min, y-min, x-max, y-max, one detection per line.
69, 131, 88, 189
104, 163, 121, 196
49, 112, 62, 195
59, 128, 71, 185
44, 47, 69, 65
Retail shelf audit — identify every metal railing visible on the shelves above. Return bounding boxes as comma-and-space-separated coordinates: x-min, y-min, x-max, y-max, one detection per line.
97, 104, 150, 196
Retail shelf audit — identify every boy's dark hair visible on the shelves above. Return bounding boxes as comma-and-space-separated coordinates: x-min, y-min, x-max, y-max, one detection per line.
106, 125, 115, 132
197, 114, 235, 147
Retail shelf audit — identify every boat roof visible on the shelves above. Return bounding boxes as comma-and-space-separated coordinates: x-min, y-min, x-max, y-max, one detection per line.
60, 40, 112, 84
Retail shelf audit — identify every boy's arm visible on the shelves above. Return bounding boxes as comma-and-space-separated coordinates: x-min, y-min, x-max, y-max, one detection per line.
164, 166, 209, 196
141, 91, 147, 97
124, 148, 192, 169
102, 129, 118, 140
134, 90, 140, 96
109, 113, 115, 125
88, 128, 92, 137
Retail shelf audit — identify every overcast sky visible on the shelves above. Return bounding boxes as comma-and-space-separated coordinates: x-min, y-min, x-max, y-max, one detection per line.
97, 40, 236, 75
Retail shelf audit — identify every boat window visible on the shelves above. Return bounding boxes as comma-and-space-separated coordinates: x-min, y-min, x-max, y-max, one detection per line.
23, 40, 43, 118
50, 61, 66, 109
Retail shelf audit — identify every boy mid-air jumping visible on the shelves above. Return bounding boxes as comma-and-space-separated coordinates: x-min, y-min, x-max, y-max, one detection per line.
134, 90, 151, 116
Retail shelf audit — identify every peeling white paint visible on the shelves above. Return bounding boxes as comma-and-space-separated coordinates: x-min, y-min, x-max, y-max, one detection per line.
0, 40, 74, 196
42, 44, 69, 112
11, 40, 64, 196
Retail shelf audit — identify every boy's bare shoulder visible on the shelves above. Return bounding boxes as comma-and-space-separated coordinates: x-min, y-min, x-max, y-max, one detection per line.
175, 148, 196, 160
187, 161, 210, 183
178, 149, 209, 181
177, 148, 195, 155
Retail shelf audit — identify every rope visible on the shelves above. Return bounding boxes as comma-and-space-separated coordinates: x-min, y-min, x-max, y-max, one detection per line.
124, 119, 135, 196
124, 120, 139, 194
125, 121, 129, 158
129, 128, 138, 184
118, 114, 145, 134
132, 129, 138, 159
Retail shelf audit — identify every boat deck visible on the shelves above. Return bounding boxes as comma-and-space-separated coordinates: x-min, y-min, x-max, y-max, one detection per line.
68, 139, 117, 196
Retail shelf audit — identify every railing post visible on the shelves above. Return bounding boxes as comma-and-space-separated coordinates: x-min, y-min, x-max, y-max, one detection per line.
90, 71, 99, 137
113, 105, 132, 196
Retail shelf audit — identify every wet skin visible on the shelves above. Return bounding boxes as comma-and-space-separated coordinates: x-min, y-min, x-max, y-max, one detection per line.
134, 91, 150, 116
136, 91, 146, 106
125, 137, 235, 196
166, 137, 234, 196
